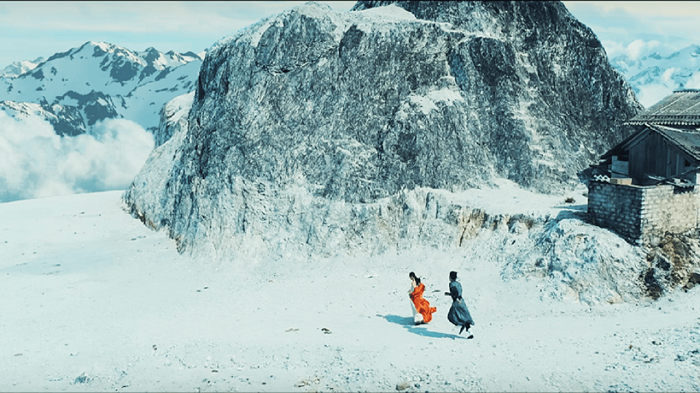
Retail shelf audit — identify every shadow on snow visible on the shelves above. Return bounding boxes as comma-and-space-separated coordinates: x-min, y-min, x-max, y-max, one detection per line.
377, 314, 468, 340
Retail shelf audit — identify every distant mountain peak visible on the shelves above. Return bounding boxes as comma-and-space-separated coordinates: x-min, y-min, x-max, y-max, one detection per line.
0, 41, 203, 135
1, 56, 45, 78
610, 43, 700, 107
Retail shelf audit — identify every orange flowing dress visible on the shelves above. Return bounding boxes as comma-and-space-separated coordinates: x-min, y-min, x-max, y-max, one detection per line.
409, 283, 436, 323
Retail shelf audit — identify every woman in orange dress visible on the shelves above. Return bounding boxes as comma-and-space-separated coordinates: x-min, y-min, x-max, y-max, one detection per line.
408, 272, 436, 325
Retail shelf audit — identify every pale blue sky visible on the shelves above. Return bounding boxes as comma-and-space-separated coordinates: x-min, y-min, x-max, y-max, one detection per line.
1, 1, 698, 67
0, 1, 353, 66
564, 1, 700, 59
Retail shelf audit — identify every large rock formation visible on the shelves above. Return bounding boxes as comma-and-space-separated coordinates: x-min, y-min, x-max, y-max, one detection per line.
124, 1, 642, 260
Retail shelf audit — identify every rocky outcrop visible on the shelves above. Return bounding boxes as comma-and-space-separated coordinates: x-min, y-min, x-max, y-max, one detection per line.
641, 231, 700, 299
124, 1, 642, 261
154, 91, 194, 147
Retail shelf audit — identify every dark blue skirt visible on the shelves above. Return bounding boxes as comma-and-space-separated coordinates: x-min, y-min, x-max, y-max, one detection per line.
447, 298, 474, 327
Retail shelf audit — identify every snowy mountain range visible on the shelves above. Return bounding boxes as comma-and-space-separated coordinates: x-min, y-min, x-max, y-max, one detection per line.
1, 56, 44, 78
610, 44, 700, 108
0, 41, 203, 135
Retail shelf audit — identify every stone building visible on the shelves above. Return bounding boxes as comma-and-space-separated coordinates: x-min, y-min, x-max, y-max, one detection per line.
588, 89, 700, 244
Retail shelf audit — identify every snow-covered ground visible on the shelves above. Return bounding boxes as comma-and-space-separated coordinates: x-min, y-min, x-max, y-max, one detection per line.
2, 190, 700, 392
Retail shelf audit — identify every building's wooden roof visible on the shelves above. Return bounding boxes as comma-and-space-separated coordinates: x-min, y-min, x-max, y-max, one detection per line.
650, 124, 700, 161
627, 89, 700, 126
601, 124, 700, 161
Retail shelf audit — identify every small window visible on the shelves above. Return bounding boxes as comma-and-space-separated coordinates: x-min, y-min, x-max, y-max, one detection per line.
685, 159, 691, 167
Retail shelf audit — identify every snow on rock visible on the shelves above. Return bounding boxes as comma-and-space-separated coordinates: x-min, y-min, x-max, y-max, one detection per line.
0, 100, 58, 123
153, 91, 194, 147
123, 1, 659, 303
500, 216, 648, 304
127, 97, 191, 239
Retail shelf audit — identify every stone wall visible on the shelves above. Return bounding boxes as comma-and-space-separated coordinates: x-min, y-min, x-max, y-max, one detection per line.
588, 181, 645, 242
640, 185, 700, 240
588, 181, 700, 244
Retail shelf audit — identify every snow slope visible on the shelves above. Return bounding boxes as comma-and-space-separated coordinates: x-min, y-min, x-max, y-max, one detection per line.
2, 190, 700, 392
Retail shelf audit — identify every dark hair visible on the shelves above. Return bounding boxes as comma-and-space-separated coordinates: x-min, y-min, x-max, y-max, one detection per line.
449, 271, 458, 281
409, 271, 421, 285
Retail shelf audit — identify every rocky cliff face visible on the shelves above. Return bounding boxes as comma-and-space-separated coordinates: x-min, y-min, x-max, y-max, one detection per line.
124, 1, 642, 261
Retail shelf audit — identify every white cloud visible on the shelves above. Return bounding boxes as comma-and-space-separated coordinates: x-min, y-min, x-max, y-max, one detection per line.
625, 39, 661, 61
636, 84, 676, 108
564, 2, 698, 59
661, 67, 677, 83
685, 72, 700, 89
0, 1, 357, 67
0, 113, 154, 202
600, 39, 667, 62
599, 40, 626, 59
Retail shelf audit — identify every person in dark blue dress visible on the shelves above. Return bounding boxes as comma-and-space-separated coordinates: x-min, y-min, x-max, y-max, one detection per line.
445, 271, 474, 337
